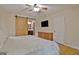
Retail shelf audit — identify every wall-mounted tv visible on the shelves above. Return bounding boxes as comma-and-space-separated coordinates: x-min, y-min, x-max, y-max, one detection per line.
41, 20, 48, 27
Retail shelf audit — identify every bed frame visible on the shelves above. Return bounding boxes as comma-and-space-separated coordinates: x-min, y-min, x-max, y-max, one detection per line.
38, 32, 53, 41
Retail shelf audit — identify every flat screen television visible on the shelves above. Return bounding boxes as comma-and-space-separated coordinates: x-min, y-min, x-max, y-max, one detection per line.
41, 20, 48, 27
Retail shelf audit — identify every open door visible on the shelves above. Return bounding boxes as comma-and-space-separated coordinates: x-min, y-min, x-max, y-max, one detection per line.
16, 16, 28, 36
53, 16, 65, 44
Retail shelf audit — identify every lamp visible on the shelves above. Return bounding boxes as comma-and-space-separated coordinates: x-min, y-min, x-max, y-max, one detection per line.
28, 21, 31, 24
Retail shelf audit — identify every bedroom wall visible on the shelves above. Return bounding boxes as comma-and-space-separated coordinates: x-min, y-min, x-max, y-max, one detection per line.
0, 9, 15, 48
35, 14, 54, 36
63, 7, 79, 49
35, 6, 79, 49
52, 6, 79, 49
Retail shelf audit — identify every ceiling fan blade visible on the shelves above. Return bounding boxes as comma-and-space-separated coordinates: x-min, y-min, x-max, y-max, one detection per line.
25, 4, 37, 7
42, 7, 48, 10
25, 4, 32, 7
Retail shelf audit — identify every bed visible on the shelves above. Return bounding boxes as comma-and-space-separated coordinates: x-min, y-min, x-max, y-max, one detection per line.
0, 32, 59, 55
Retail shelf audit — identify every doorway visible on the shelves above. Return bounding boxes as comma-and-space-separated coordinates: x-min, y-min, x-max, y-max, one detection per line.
28, 19, 35, 35
53, 16, 65, 44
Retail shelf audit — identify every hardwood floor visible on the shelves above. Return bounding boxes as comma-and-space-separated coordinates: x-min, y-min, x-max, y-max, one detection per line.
58, 44, 79, 55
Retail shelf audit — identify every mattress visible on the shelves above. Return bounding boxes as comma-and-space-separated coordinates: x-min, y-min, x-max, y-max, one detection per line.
0, 35, 59, 55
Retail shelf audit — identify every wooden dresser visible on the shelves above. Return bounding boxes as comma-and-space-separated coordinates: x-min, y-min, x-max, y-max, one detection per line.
38, 32, 53, 41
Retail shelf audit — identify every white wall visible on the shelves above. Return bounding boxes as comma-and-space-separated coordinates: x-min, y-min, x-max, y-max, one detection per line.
52, 6, 79, 49
35, 14, 54, 36
0, 9, 15, 48
35, 6, 79, 49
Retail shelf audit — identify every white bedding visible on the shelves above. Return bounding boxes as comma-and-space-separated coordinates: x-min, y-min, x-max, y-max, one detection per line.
0, 35, 59, 55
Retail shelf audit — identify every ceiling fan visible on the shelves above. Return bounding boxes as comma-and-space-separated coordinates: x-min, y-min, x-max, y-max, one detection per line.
17, 4, 48, 13
26, 4, 48, 12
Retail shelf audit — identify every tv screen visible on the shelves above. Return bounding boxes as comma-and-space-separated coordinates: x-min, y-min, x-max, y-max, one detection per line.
41, 20, 48, 27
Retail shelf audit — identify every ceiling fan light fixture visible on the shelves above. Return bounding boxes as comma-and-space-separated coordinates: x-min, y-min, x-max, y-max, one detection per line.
33, 7, 40, 12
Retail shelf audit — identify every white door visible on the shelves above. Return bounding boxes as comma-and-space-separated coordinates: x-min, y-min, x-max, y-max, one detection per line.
53, 16, 65, 44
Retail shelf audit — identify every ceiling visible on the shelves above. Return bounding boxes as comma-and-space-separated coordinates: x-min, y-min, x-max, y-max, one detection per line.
0, 4, 78, 18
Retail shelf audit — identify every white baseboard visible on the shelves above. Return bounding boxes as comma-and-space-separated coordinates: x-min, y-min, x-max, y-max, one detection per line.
63, 43, 79, 50
55, 41, 79, 50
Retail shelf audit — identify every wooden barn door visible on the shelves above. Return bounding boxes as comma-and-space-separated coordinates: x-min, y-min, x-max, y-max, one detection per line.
16, 16, 28, 36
